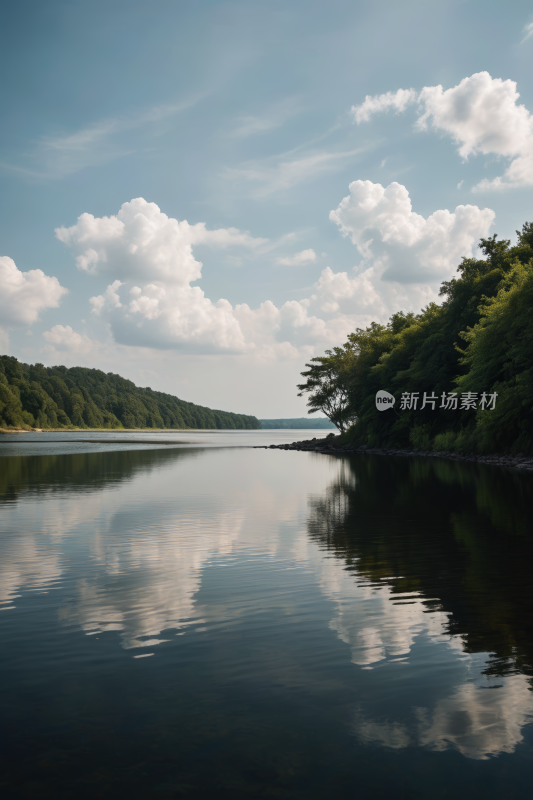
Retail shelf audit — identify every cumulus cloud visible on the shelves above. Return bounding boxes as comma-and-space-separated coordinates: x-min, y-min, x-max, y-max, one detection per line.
97, 283, 249, 354
56, 190, 493, 359
54, 198, 352, 358
329, 180, 494, 283
276, 248, 317, 266
416, 72, 531, 160
0, 256, 68, 341
56, 197, 268, 284
353, 72, 533, 190
89, 279, 352, 358
42, 325, 97, 356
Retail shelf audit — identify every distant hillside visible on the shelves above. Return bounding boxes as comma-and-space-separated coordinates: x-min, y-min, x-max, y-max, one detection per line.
259, 417, 336, 430
0, 356, 260, 431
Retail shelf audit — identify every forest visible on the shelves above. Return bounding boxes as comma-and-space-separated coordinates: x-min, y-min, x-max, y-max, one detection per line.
0, 357, 260, 430
298, 222, 533, 455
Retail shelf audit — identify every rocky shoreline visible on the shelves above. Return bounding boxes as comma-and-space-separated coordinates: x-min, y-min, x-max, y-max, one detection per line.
257, 433, 533, 471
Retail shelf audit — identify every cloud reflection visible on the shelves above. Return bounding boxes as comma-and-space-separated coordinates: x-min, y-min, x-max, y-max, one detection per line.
64, 505, 246, 649
355, 673, 533, 760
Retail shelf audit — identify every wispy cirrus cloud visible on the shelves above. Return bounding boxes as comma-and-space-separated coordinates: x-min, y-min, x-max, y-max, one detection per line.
521, 21, 533, 43
0, 95, 203, 180
227, 96, 303, 139
223, 144, 373, 197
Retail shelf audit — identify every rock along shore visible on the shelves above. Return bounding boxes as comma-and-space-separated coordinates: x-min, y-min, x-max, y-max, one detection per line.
255, 433, 533, 472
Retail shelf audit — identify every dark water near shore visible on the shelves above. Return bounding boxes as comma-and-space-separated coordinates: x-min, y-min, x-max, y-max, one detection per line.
1, 433, 533, 798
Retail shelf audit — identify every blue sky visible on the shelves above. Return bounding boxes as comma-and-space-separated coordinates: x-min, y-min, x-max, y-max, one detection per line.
2, 0, 533, 417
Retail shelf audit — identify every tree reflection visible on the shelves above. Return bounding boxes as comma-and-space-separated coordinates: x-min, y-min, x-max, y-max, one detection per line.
308, 454, 533, 678
0, 447, 198, 503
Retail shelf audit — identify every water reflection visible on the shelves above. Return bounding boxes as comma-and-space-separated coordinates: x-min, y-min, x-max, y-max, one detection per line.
307, 456, 533, 675
0, 447, 200, 502
354, 670, 533, 759
0, 448, 330, 647
0, 449, 200, 614
306, 455, 533, 759
2, 447, 533, 766
59, 499, 247, 649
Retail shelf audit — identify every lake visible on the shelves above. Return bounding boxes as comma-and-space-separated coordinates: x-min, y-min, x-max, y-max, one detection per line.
1, 430, 533, 798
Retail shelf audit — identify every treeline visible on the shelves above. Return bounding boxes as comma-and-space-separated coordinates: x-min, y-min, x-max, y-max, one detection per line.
259, 418, 335, 429
298, 222, 533, 454
0, 357, 260, 430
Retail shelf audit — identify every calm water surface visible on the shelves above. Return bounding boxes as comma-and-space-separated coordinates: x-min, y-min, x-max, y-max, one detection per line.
1, 431, 533, 798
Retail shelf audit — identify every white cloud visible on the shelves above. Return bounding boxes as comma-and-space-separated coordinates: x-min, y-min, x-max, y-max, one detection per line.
55, 189, 493, 359
353, 72, 533, 191
104, 284, 249, 354
313, 265, 389, 318
0, 256, 68, 335
88, 279, 353, 359
420, 73, 533, 190
42, 325, 97, 355
276, 248, 317, 266
329, 180, 494, 283
56, 197, 267, 284
352, 88, 417, 123
54, 198, 351, 358
417, 72, 531, 159
90, 280, 123, 314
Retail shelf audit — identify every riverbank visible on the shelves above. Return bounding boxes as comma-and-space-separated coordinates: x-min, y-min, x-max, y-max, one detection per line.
260, 434, 533, 471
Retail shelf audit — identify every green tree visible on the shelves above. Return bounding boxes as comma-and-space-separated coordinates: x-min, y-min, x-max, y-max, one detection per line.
297, 344, 357, 433
457, 258, 533, 453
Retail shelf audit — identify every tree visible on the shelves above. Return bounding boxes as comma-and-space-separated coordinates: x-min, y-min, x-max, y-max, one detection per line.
297, 345, 357, 433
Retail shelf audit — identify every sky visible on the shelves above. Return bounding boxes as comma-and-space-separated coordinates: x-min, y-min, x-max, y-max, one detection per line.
2, 0, 533, 417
